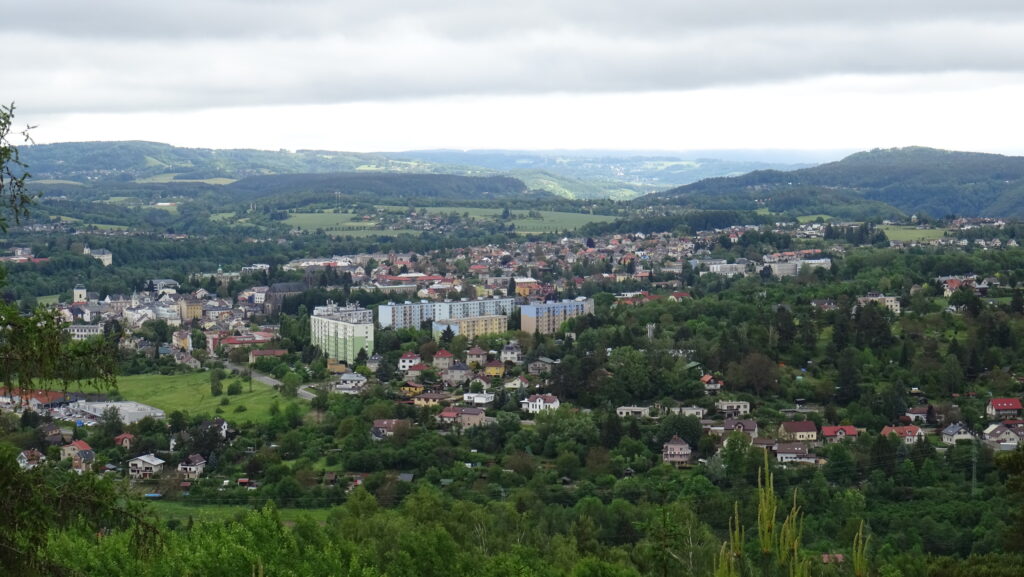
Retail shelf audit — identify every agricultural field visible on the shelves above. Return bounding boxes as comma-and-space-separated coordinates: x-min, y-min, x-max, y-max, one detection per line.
108, 373, 297, 424
283, 212, 377, 231
878, 224, 948, 242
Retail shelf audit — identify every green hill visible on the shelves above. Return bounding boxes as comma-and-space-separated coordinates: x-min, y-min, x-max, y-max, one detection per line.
647, 147, 1024, 218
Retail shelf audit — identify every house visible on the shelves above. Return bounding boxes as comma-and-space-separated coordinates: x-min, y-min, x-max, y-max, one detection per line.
723, 418, 759, 438
986, 398, 1023, 420
983, 424, 1021, 447
905, 406, 930, 423
521, 394, 560, 414
484, 360, 506, 378
400, 382, 425, 397
715, 400, 750, 418
881, 425, 925, 445
413, 392, 450, 407
398, 352, 422, 372
528, 357, 558, 376
774, 442, 815, 464
18, 449, 46, 470
443, 362, 472, 385
371, 419, 411, 441
334, 372, 368, 394
177, 454, 207, 480
662, 435, 692, 468
821, 426, 858, 444
437, 406, 487, 429
778, 421, 818, 442
941, 423, 975, 445
616, 406, 651, 418
201, 417, 229, 439
432, 349, 454, 370
701, 374, 723, 395
61, 440, 95, 473
463, 392, 495, 406
405, 363, 430, 380
129, 454, 166, 479
366, 353, 383, 372
503, 376, 530, 391
667, 406, 707, 419
500, 343, 523, 365
466, 346, 488, 367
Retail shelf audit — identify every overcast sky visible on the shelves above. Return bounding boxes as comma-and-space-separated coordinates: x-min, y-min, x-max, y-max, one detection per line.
6, 1, 1024, 156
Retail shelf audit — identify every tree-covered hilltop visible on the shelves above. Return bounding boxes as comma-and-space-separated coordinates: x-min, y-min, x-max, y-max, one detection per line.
649, 147, 1024, 219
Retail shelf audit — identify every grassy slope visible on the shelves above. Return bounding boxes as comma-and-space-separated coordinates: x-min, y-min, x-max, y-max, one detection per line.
110, 373, 296, 423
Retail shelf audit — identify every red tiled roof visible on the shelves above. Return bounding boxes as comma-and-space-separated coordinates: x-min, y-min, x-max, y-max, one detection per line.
881, 425, 921, 438
821, 426, 858, 437
990, 398, 1023, 410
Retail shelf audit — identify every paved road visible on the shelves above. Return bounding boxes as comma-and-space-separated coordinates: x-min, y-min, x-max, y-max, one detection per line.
222, 361, 316, 400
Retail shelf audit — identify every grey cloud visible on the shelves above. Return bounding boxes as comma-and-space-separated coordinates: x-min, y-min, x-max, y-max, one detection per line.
6, 1, 1024, 114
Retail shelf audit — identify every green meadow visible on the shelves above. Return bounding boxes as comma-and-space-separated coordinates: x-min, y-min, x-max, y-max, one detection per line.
878, 225, 947, 242
108, 373, 300, 423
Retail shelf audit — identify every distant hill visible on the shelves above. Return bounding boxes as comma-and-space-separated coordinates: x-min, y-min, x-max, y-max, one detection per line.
222, 172, 536, 206
20, 141, 813, 200
647, 147, 1024, 219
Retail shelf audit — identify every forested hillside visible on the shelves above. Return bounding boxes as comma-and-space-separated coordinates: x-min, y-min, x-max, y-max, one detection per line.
650, 147, 1024, 218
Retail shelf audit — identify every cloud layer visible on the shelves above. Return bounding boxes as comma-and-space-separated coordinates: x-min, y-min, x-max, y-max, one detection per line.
8, 1, 1024, 114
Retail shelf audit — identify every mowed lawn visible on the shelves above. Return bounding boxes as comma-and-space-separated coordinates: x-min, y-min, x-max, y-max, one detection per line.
878, 225, 948, 242
107, 373, 294, 423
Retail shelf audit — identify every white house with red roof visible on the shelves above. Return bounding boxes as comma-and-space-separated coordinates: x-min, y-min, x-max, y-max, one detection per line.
881, 425, 925, 445
398, 352, 421, 372
821, 426, 859, 444
986, 398, 1023, 420
521, 394, 560, 414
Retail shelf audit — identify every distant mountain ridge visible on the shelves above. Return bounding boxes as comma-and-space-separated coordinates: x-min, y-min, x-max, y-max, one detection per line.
648, 147, 1024, 218
20, 141, 813, 200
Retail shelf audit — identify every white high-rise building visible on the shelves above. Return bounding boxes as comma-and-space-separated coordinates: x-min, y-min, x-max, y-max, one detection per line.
378, 297, 515, 329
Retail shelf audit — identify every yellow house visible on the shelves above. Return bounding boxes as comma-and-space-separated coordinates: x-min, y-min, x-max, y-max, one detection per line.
484, 360, 506, 378
400, 382, 424, 397
413, 392, 449, 407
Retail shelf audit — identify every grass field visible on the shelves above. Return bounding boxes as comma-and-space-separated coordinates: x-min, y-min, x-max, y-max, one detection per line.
106, 373, 297, 423
284, 212, 377, 230
878, 225, 948, 242
148, 501, 332, 524
38, 294, 60, 305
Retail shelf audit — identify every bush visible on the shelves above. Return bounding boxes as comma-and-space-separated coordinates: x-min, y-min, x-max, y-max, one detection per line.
227, 381, 243, 395
234, 405, 248, 413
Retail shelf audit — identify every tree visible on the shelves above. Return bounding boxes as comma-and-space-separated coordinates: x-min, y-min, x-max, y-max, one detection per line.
0, 103, 34, 232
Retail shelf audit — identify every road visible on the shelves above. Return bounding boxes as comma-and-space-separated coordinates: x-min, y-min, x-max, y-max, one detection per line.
222, 361, 316, 400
